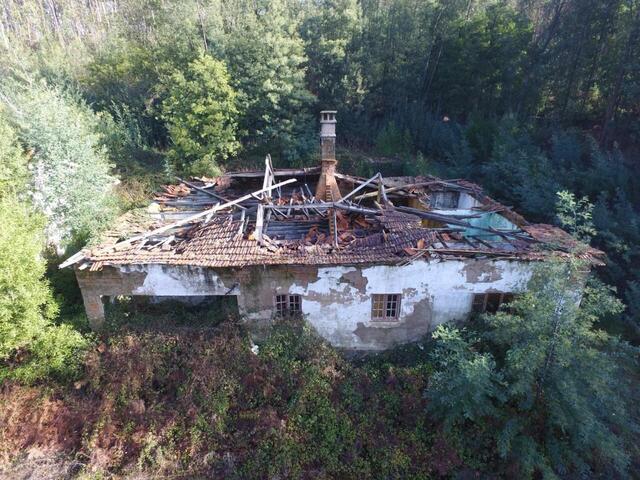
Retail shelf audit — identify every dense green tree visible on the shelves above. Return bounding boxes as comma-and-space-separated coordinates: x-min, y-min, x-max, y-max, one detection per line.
2, 0, 639, 149
299, 0, 362, 109
211, 0, 316, 163
430, 4, 532, 118
481, 116, 561, 219
82, 42, 170, 149
81, 36, 206, 157
428, 260, 636, 477
159, 54, 240, 176
592, 189, 640, 335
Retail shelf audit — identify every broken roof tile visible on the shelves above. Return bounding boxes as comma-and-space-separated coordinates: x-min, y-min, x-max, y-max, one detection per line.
63, 168, 605, 270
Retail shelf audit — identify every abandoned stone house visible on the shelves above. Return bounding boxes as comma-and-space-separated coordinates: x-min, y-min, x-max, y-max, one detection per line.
62, 111, 602, 350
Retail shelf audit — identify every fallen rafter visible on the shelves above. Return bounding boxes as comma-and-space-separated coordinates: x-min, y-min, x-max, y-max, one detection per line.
60, 178, 298, 268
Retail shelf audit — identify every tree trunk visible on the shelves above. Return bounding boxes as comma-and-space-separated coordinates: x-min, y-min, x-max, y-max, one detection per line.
600, 3, 640, 146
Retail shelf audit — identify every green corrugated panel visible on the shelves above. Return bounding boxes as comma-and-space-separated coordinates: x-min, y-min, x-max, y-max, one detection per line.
452, 212, 518, 242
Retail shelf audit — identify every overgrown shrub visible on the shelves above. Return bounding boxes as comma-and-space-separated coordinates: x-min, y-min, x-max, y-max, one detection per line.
2, 280, 635, 477
0, 76, 118, 248
0, 198, 88, 384
0, 118, 89, 384
0, 318, 439, 478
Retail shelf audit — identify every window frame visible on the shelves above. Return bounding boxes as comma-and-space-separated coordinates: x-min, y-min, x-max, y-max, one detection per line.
288, 294, 301, 314
431, 191, 461, 209
371, 293, 402, 321
275, 293, 302, 316
471, 292, 515, 314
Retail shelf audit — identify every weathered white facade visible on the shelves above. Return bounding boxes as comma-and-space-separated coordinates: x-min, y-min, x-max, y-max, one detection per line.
77, 257, 532, 350
282, 260, 531, 350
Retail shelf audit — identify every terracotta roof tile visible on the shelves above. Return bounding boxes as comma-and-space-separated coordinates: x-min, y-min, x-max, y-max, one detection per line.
72, 171, 605, 270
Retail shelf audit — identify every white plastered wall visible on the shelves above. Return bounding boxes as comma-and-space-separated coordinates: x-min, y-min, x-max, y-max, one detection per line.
113, 260, 533, 351
244, 259, 533, 350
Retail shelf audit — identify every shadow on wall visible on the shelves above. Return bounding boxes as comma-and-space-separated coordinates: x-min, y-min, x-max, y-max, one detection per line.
104, 295, 240, 330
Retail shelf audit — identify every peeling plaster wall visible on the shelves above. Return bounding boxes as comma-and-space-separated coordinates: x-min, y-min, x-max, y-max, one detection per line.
77, 258, 533, 350
75, 264, 241, 328
128, 264, 232, 296
241, 259, 532, 350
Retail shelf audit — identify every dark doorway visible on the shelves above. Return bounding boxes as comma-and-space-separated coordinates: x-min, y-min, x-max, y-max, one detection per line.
104, 295, 239, 330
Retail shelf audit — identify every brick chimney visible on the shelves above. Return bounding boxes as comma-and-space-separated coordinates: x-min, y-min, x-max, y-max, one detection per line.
315, 110, 342, 201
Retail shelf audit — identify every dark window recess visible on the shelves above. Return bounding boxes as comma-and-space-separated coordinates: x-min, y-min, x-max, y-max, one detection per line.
431, 191, 460, 209
371, 294, 401, 321
472, 292, 515, 314
275, 294, 287, 315
289, 294, 301, 313
486, 292, 502, 313
471, 294, 486, 312
275, 294, 302, 316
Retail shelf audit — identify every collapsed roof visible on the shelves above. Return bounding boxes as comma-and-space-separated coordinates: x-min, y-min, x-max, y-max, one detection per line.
61, 158, 603, 271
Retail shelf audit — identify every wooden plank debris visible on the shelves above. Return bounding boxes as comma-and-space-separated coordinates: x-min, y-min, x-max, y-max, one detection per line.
471, 235, 495, 249
175, 177, 236, 206
255, 204, 265, 243
237, 209, 246, 238
224, 166, 320, 178
261, 155, 275, 200
338, 173, 383, 203
59, 250, 88, 269
353, 180, 452, 201
62, 163, 575, 271
102, 178, 297, 252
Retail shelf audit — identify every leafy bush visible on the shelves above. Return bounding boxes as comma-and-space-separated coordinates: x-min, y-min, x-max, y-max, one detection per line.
0, 115, 29, 196
555, 190, 596, 242
0, 198, 88, 383
0, 77, 118, 248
